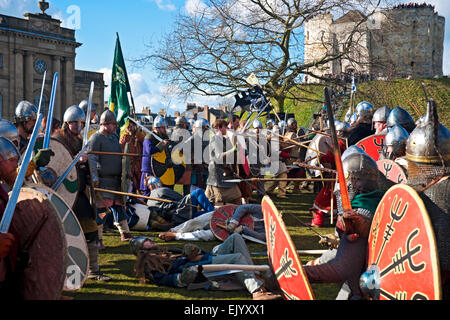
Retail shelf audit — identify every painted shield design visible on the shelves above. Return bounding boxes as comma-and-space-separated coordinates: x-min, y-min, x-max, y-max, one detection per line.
33, 137, 79, 209
151, 143, 186, 186
210, 205, 254, 241
377, 159, 407, 184
366, 184, 441, 300
356, 134, 385, 162
9, 188, 67, 300
28, 184, 89, 292
261, 196, 315, 300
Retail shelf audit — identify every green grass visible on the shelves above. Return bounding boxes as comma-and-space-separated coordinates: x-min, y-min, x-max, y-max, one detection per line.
267, 78, 450, 128
67, 184, 340, 300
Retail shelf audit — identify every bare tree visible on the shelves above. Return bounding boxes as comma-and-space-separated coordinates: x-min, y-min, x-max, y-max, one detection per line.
138, 0, 392, 112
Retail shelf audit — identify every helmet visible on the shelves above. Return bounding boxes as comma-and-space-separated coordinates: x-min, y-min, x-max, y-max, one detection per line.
406, 99, 450, 165
385, 124, 409, 147
287, 118, 297, 127
14, 101, 38, 124
349, 113, 358, 126
341, 145, 366, 162
146, 176, 162, 190
78, 99, 97, 114
329, 119, 350, 132
0, 119, 20, 146
278, 120, 287, 130
372, 106, 391, 124
175, 116, 187, 127
64, 105, 86, 124
100, 110, 118, 125
153, 116, 166, 128
0, 137, 20, 162
187, 118, 195, 130
356, 101, 374, 123
252, 119, 263, 129
194, 118, 209, 130
266, 119, 275, 127
343, 152, 380, 194
383, 124, 409, 160
130, 236, 155, 255
386, 107, 415, 133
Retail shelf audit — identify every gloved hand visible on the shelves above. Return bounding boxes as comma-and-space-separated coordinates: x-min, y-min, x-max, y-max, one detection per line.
179, 265, 200, 287
319, 234, 340, 249
226, 221, 238, 233
183, 244, 201, 261
0, 233, 15, 259
33, 149, 55, 168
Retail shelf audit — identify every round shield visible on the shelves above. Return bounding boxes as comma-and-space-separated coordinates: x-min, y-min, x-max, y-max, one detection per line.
151, 143, 186, 186
9, 188, 67, 300
129, 202, 151, 231
27, 183, 89, 292
33, 137, 79, 209
262, 196, 315, 300
82, 123, 100, 141
305, 134, 332, 177
366, 184, 441, 300
356, 134, 386, 162
210, 205, 254, 241
377, 159, 407, 184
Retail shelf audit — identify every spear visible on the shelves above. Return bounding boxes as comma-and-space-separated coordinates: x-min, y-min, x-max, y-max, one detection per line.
272, 131, 326, 155
224, 177, 337, 183
324, 87, 352, 211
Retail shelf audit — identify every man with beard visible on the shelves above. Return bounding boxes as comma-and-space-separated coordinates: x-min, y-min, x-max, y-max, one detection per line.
347, 101, 375, 146
88, 110, 133, 242
53, 106, 111, 280
120, 120, 145, 193
13, 101, 38, 154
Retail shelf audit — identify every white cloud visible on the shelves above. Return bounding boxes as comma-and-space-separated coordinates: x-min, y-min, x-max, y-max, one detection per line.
149, 0, 176, 11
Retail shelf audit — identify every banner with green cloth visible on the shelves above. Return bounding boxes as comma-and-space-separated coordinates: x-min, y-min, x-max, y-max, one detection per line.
108, 33, 131, 129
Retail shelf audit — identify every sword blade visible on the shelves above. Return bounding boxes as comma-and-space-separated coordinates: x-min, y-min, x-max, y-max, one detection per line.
43, 72, 59, 150
83, 81, 95, 146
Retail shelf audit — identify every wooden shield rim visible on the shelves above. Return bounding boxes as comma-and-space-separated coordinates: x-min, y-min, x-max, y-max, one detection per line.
27, 183, 89, 291
376, 159, 407, 184
209, 205, 254, 241
356, 134, 385, 161
35, 136, 80, 209
11, 187, 68, 300
262, 195, 315, 300
369, 184, 442, 300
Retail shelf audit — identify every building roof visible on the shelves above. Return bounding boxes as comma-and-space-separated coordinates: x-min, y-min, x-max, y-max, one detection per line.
332, 10, 366, 25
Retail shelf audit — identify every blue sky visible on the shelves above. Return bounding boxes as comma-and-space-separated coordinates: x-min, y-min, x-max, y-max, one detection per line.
1, 0, 449, 115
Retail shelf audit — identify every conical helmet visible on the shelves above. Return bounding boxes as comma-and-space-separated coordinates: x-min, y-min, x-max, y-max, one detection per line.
372, 106, 391, 124
0, 119, 20, 146
386, 107, 415, 133
406, 99, 450, 165
100, 110, 118, 125
14, 100, 38, 124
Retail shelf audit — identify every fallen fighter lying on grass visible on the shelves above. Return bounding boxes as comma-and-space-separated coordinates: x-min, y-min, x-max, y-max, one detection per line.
131, 233, 282, 300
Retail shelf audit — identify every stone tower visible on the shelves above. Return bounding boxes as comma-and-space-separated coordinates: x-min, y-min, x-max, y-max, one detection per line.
303, 5, 445, 82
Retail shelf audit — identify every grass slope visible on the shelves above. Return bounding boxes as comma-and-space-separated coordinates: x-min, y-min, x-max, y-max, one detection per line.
281, 78, 450, 128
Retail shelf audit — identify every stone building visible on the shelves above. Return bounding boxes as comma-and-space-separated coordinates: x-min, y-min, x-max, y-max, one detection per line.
0, 1, 104, 121
304, 5, 445, 82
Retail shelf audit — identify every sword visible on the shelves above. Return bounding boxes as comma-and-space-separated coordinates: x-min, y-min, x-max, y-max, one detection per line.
223, 178, 337, 183
43, 72, 59, 150
324, 87, 352, 211
251, 250, 327, 256
83, 81, 94, 146
129, 117, 163, 143
0, 113, 44, 233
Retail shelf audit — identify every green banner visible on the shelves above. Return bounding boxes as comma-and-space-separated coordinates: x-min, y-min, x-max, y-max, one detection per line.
108, 33, 131, 128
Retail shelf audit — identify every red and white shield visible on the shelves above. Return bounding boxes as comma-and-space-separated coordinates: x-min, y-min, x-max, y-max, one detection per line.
210, 205, 254, 241
377, 159, 407, 184
262, 196, 315, 300
367, 184, 441, 300
356, 134, 385, 162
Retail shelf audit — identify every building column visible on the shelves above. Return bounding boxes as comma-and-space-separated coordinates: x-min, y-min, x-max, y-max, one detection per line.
14, 49, 24, 106
62, 56, 74, 120
24, 51, 34, 103
52, 55, 61, 119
